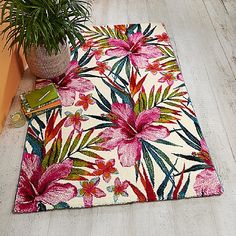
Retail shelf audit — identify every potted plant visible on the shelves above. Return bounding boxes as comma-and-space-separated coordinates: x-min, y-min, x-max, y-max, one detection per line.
0, 0, 91, 78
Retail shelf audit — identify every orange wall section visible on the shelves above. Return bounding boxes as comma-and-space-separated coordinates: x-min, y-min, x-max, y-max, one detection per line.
0, 24, 26, 133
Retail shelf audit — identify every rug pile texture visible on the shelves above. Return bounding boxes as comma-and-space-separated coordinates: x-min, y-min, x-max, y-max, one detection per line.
14, 23, 223, 213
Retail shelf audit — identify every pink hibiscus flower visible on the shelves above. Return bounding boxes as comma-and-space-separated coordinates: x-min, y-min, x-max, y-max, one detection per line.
193, 169, 223, 197
99, 103, 170, 167
78, 177, 106, 207
92, 159, 118, 183
35, 61, 94, 107
107, 177, 129, 202
105, 32, 163, 69
64, 109, 89, 131
14, 153, 77, 213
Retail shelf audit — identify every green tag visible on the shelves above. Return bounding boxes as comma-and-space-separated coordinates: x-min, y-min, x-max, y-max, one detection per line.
25, 84, 59, 109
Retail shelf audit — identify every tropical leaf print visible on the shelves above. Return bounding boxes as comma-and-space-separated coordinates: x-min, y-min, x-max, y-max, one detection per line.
156, 45, 180, 72
82, 25, 127, 48
14, 23, 223, 213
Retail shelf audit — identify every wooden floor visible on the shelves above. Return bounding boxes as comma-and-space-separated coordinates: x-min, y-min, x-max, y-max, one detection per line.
0, 0, 236, 235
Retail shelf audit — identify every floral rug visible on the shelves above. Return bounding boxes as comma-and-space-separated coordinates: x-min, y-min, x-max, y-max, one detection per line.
14, 23, 223, 213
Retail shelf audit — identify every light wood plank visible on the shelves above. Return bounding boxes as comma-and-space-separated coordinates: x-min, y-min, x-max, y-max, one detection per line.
203, 0, 236, 78
165, 0, 236, 235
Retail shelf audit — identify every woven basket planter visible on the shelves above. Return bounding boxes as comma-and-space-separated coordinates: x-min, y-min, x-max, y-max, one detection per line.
26, 42, 70, 79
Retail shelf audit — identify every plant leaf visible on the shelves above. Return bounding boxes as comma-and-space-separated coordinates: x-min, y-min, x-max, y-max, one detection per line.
59, 130, 74, 162
155, 139, 181, 147
70, 157, 95, 169
102, 78, 133, 107
79, 150, 104, 159
155, 85, 162, 104
142, 145, 155, 186
175, 131, 201, 151
157, 159, 178, 200
143, 141, 174, 183
79, 129, 94, 149
173, 153, 205, 163
173, 164, 185, 199
95, 87, 111, 110
179, 173, 191, 199
128, 182, 146, 202
150, 144, 178, 172
148, 86, 155, 109
177, 120, 201, 147
142, 164, 157, 201
45, 117, 67, 145
54, 202, 70, 209
174, 164, 211, 176
69, 131, 82, 154
87, 123, 115, 131
93, 97, 111, 113
26, 133, 44, 159
161, 85, 171, 101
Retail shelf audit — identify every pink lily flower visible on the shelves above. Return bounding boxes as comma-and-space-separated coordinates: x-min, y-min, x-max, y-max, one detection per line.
64, 109, 89, 132
14, 153, 77, 213
107, 177, 129, 202
105, 32, 163, 69
78, 177, 106, 207
35, 61, 94, 107
99, 103, 170, 167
